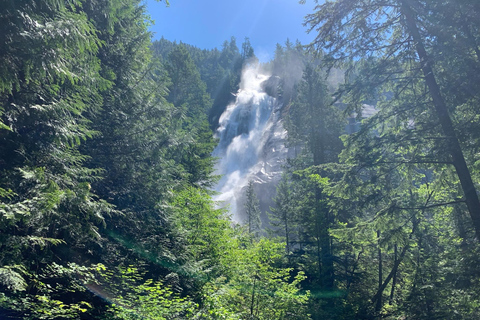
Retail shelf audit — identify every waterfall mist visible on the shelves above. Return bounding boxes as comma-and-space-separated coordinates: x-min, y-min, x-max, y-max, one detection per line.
213, 64, 287, 222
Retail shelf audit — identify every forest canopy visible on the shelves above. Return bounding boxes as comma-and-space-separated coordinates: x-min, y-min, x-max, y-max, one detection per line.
1, 0, 480, 319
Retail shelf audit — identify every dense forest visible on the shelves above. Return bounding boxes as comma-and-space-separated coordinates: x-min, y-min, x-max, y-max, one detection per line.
1, 0, 480, 319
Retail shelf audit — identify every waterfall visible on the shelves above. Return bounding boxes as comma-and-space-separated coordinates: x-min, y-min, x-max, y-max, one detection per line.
213, 65, 288, 222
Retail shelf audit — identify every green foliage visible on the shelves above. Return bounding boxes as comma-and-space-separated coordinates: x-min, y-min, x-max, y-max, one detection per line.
271, 59, 346, 318
170, 186, 232, 279
295, 0, 480, 318
285, 62, 344, 166
241, 37, 256, 62
165, 45, 211, 118
268, 173, 297, 253
244, 180, 262, 237
0, 265, 28, 292
5, 0, 479, 318
200, 238, 311, 320
161, 45, 218, 187
96, 265, 196, 320
0, 262, 101, 319
152, 36, 245, 128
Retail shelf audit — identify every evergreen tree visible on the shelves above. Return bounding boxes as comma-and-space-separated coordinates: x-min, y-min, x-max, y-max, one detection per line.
0, 0, 111, 316
163, 44, 217, 187
241, 37, 256, 62
268, 39, 307, 103
286, 63, 344, 166
244, 180, 262, 237
305, 0, 480, 240
165, 44, 211, 118
299, 0, 480, 317
269, 173, 297, 254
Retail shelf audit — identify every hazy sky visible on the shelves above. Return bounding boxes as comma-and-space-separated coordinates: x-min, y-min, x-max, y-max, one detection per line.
144, 0, 318, 62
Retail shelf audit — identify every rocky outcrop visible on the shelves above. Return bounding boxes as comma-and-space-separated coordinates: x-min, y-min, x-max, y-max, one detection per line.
261, 75, 282, 100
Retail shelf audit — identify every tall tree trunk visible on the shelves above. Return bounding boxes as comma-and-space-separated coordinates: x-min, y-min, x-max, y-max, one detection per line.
375, 230, 383, 312
372, 211, 420, 306
389, 244, 398, 305
400, 0, 480, 240
315, 211, 323, 277
284, 210, 290, 254
309, 75, 335, 289
372, 243, 409, 307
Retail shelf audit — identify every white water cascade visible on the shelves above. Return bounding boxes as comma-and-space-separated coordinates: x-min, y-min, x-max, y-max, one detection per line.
213, 65, 289, 222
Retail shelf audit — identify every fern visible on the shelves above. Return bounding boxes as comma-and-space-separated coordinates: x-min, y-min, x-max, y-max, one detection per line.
0, 265, 28, 292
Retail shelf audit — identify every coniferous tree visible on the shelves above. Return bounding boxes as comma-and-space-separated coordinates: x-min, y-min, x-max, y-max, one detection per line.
165, 44, 211, 118
306, 0, 480, 241
241, 37, 256, 62
298, 0, 480, 318
269, 173, 297, 254
0, 0, 111, 316
276, 59, 347, 319
244, 180, 262, 237
0, 1, 317, 318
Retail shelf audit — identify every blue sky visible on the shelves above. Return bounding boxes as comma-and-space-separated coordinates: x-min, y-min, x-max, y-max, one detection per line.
144, 0, 318, 62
